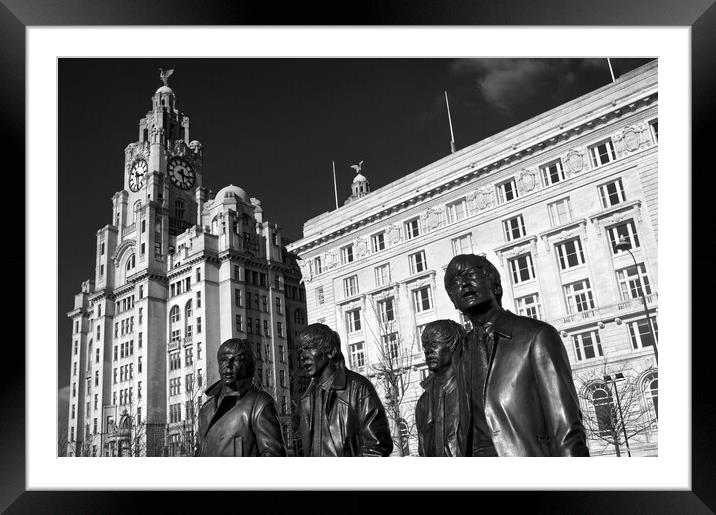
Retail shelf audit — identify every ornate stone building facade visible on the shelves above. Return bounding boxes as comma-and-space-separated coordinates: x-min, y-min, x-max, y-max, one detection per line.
287, 61, 659, 456
65, 76, 306, 457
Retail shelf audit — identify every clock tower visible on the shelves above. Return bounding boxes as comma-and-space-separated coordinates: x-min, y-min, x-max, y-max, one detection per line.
66, 69, 307, 457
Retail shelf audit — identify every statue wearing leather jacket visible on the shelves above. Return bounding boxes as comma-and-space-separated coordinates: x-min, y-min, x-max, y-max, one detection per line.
297, 323, 393, 457
415, 319, 464, 457
197, 338, 286, 457
445, 254, 590, 457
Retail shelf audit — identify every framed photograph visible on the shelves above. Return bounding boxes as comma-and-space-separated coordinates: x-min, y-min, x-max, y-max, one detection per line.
8, 0, 712, 512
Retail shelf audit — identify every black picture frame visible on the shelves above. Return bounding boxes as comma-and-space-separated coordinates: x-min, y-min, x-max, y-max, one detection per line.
6, 1, 712, 513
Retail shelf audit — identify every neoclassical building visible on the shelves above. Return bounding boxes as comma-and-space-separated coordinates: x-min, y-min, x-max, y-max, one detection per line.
65, 74, 307, 457
287, 61, 659, 456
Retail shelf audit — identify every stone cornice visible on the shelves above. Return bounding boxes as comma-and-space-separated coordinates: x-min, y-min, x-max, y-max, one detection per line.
538, 218, 589, 240
588, 199, 642, 222
493, 235, 539, 255
288, 88, 657, 255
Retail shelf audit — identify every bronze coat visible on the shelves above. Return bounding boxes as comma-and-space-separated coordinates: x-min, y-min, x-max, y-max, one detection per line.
454, 309, 589, 457
299, 367, 393, 457
415, 373, 459, 457
197, 380, 287, 457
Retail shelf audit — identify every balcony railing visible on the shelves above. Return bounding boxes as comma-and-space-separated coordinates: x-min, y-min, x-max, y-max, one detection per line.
122, 223, 136, 237
553, 309, 598, 328
549, 291, 658, 331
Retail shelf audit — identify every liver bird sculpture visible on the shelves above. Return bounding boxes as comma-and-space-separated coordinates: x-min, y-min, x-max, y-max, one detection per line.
350, 160, 364, 175
159, 68, 174, 87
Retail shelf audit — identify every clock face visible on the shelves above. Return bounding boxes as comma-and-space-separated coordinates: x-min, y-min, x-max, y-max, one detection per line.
167, 157, 195, 190
128, 159, 148, 192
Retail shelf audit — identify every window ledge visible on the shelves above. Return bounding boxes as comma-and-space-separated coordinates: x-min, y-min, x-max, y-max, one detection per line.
493, 235, 538, 256
588, 199, 642, 222
539, 218, 588, 240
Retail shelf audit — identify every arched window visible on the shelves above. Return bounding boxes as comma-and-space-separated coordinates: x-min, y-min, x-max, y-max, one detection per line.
642, 372, 658, 420
133, 201, 141, 222
126, 254, 136, 272
590, 384, 614, 437
170, 305, 181, 323
185, 299, 193, 319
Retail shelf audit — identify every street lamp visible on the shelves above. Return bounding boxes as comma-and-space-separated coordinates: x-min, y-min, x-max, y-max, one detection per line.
604, 372, 631, 457
614, 235, 658, 364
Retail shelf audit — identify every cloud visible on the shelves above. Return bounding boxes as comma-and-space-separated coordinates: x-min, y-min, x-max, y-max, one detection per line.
450, 58, 606, 113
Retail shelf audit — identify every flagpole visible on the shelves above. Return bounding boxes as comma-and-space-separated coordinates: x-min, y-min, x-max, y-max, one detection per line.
607, 58, 616, 83
444, 91, 456, 153
332, 160, 339, 209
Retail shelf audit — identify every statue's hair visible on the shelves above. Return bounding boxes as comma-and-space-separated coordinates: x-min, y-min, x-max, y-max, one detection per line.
217, 338, 256, 377
444, 254, 503, 306
421, 319, 467, 353
296, 323, 346, 370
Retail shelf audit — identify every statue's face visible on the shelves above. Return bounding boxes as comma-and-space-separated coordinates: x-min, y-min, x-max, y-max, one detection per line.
447, 266, 497, 314
423, 339, 453, 372
218, 347, 250, 389
298, 341, 331, 379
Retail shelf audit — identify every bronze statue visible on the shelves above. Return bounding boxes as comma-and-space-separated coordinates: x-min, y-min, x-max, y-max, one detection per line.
197, 338, 286, 456
297, 323, 393, 456
444, 254, 589, 456
415, 319, 465, 457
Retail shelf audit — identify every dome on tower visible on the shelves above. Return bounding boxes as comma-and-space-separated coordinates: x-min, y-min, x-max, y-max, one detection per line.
215, 184, 251, 204
352, 173, 368, 184
155, 85, 174, 95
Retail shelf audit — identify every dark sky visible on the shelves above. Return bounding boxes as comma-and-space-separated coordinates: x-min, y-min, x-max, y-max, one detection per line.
57, 57, 653, 390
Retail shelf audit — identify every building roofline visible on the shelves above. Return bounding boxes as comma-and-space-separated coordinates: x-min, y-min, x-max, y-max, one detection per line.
288, 60, 657, 255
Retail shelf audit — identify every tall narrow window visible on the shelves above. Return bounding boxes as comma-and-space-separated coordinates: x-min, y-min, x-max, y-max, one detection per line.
564, 279, 596, 314
346, 309, 362, 333
503, 215, 526, 241
404, 218, 421, 240
374, 263, 391, 287
628, 318, 658, 349
174, 199, 185, 219
589, 139, 617, 167
451, 234, 472, 256
316, 286, 325, 305
572, 330, 603, 361
313, 256, 322, 275
413, 286, 433, 313
350, 342, 365, 368
409, 250, 427, 274
608, 220, 640, 254
616, 264, 652, 300
371, 232, 386, 252
446, 197, 468, 223
555, 238, 586, 270
540, 159, 566, 186
343, 275, 359, 297
340, 245, 355, 265
599, 179, 626, 208
496, 178, 519, 204
377, 298, 395, 325
508, 254, 535, 284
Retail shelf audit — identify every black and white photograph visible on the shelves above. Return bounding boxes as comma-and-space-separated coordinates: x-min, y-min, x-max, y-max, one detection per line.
57, 57, 659, 459
12, 17, 704, 510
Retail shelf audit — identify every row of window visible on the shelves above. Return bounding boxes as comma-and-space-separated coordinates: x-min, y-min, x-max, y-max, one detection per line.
571, 319, 658, 362
169, 344, 202, 371
170, 277, 192, 297
115, 317, 135, 338
512, 262, 650, 320
345, 287, 433, 335
115, 295, 135, 314
348, 333, 401, 368
340, 250, 428, 300
114, 340, 136, 361
312, 136, 647, 277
